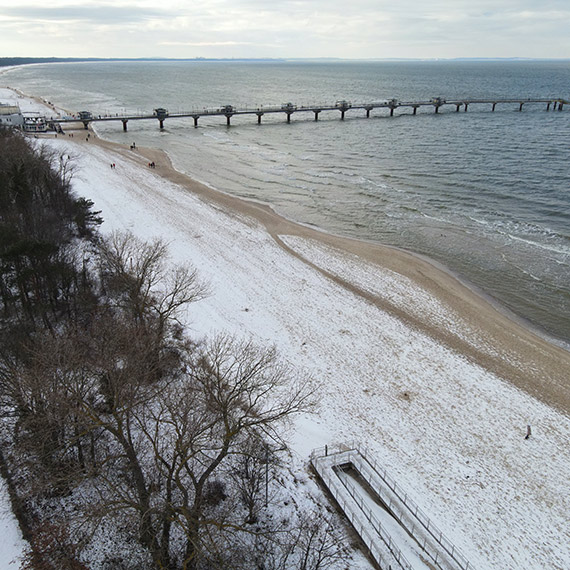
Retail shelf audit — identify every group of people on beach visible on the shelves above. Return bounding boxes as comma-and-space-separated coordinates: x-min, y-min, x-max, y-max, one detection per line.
148, 161, 156, 169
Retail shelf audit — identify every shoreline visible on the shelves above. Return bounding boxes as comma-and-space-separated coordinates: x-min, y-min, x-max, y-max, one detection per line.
170, 143, 569, 349
74, 126, 570, 416
3, 79, 567, 349
162, 147, 567, 348
3, 83, 568, 413
164, 154, 570, 353
184, 165, 569, 352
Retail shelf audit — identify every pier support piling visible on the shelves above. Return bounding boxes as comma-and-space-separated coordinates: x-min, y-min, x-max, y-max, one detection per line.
61, 96, 568, 133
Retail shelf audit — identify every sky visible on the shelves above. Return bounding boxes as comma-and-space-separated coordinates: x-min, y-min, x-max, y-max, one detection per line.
1, 0, 569, 60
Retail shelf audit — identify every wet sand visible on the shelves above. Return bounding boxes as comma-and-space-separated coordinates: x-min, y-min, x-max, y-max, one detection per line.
59, 125, 570, 415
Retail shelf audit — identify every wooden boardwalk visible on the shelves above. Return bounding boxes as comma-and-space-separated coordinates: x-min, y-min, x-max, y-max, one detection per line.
311, 444, 475, 570
56, 96, 568, 131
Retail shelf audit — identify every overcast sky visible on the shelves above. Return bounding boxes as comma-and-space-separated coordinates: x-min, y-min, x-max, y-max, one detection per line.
1, 0, 569, 60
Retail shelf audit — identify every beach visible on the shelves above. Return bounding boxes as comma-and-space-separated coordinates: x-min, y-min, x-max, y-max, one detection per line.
2, 86, 570, 569
92, 130, 570, 415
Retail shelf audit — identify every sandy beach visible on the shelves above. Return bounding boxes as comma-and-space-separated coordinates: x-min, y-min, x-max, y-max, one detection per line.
1, 83, 569, 568
94, 132, 570, 415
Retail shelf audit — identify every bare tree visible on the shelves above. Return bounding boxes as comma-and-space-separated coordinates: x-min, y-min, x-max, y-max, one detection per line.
96, 231, 208, 381
0, 224, 332, 570
294, 513, 350, 570
230, 435, 276, 524
97, 230, 208, 329
124, 334, 316, 568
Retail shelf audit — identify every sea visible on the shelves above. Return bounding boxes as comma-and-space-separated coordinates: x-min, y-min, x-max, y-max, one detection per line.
3, 60, 569, 345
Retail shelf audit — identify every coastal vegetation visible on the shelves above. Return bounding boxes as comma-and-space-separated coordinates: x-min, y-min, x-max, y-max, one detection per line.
0, 128, 349, 569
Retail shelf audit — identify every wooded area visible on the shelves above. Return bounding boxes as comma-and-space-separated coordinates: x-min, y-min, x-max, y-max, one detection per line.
0, 128, 351, 569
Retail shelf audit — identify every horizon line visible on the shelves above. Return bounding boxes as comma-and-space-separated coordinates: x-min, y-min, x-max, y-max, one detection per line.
2, 56, 570, 67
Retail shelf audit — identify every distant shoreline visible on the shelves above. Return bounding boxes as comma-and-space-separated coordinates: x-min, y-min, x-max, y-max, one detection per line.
3, 57, 570, 69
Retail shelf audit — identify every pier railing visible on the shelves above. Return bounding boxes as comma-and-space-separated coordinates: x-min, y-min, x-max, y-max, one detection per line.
52, 96, 568, 131
312, 450, 407, 569
311, 443, 475, 570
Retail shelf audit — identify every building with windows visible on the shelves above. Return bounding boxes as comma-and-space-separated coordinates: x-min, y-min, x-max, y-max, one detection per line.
0, 104, 24, 127
22, 116, 48, 133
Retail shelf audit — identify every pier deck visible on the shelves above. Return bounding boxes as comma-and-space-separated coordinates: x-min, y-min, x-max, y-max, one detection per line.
54, 96, 568, 131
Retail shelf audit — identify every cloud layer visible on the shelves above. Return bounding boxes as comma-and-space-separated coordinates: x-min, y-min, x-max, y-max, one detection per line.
1, 0, 569, 59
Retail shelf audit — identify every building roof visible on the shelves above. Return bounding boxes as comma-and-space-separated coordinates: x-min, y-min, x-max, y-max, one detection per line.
0, 104, 21, 116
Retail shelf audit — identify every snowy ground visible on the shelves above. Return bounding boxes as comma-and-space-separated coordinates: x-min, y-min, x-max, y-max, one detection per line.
1, 87, 569, 569
0, 478, 26, 568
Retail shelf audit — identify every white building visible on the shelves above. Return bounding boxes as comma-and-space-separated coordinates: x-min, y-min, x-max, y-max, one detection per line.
22, 116, 48, 133
0, 104, 24, 128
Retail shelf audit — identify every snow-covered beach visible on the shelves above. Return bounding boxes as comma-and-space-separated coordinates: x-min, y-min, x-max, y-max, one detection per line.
1, 86, 569, 569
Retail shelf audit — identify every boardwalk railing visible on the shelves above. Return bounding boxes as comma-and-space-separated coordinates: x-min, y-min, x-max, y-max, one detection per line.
312, 452, 409, 569
54, 96, 568, 131
311, 443, 475, 570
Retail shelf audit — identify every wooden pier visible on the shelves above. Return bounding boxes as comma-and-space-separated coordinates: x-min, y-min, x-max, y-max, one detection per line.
61, 97, 568, 131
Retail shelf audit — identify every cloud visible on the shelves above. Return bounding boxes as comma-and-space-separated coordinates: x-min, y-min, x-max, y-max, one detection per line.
2, 4, 169, 25
160, 41, 279, 48
0, 0, 569, 59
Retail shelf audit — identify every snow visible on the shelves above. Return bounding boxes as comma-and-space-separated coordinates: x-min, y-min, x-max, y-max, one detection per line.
279, 235, 508, 358
0, 478, 26, 568
0, 86, 57, 118
47, 137, 568, 570
1, 87, 569, 569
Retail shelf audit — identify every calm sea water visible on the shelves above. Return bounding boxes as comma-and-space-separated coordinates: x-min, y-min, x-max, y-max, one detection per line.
3, 61, 569, 344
